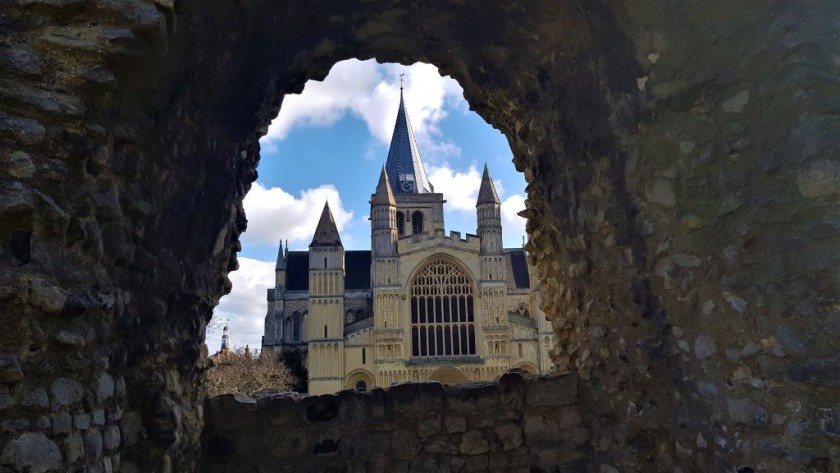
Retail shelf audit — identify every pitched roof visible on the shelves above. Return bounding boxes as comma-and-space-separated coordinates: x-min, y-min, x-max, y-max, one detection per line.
310, 202, 342, 247
476, 164, 500, 205
284, 250, 372, 292
384, 90, 434, 194
370, 167, 396, 205
504, 248, 531, 289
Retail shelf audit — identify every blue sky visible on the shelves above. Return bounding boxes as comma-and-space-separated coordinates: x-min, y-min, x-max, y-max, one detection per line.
211, 59, 527, 352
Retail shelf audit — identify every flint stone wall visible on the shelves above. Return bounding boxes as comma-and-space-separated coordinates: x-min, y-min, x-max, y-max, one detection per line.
201, 373, 586, 473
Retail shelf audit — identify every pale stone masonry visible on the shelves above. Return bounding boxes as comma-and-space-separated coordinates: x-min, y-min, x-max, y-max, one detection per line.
262, 91, 555, 394
201, 372, 586, 472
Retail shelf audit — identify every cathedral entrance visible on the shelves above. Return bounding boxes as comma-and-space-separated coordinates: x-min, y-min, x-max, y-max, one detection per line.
426, 366, 470, 385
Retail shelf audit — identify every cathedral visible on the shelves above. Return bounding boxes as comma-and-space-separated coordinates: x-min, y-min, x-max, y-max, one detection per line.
262, 89, 554, 395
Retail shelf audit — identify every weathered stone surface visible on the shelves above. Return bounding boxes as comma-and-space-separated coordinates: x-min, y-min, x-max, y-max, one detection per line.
459, 430, 490, 455
787, 357, 840, 386
796, 160, 840, 198
0, 112, 45, 144
0, 432, 62, 472
727, 399, 769, 427
494, 423, 524, 451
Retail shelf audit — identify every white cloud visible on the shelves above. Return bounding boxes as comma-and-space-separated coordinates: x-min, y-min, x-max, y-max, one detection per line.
428, 164, 508, 213
261, 59, 465, 165
210, 257, 276, 354
242, 182, 353, 249
501, 194, 527, 244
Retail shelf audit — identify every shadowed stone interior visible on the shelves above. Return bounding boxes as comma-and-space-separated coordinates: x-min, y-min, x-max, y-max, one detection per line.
0, 1, 837, 472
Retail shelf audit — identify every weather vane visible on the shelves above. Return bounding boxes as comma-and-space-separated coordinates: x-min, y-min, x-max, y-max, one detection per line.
399, 73, 405, 90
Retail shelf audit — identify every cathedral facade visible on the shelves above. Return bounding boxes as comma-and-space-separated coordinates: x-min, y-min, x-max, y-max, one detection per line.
262, 91, 554, 395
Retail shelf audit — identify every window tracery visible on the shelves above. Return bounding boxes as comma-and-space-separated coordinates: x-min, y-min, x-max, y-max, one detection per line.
410, 259, 476, 357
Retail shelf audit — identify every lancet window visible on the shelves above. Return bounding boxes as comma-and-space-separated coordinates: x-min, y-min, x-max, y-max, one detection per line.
410, 259, 476, 357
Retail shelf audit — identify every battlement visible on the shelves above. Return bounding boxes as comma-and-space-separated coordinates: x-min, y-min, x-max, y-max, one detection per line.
397, 229, 481, 254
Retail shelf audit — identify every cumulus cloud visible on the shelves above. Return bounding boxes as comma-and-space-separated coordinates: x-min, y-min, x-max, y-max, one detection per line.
262, 59, 465, 165
242, 182, 353, 249
501, 194, 527, 244
210, 257, 276, 353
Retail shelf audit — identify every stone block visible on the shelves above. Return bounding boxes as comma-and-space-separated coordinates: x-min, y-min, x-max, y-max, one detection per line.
0, 432, 62, 472
103, 425, 120, 450
494, 423, 524, 451
0, 354, 24, 384
85, 429, 103, 461
389, 429, 420, 457
525, 374, 578, 407
447, 383, 499, 412
727, 398, 769, 426
21, 388, 49, 409
459, 429, 490, 454
96, 373, 115, 402
416, 414, 442, 438
51, 377, 84, 410
74, 412, 91, 429
444, 415, 467, 433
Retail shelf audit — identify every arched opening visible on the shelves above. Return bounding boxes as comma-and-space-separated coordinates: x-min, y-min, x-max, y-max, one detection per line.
396, 211, 405, 235
411, 210, 424, 235
427, 366, 470, 384
6, 2, 817, 471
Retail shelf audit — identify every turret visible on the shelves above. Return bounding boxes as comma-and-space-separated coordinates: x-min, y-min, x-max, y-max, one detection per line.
221, 325, 230, 351
307, 201, 347, 394
476, 164, 502, 255
370, 167, 398, 257
275, 239, 287, 289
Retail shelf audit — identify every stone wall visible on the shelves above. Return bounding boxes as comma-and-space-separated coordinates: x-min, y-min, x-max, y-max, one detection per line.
201, 373, 587, 472
1, 0, 837, 471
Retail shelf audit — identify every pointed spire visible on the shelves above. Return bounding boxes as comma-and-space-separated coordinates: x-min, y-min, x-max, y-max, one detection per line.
371, 166, 396, 205
310, 201, 343, 247
275, 239, 286, 270
384, 89, 434, 194
476, 164, 500, 205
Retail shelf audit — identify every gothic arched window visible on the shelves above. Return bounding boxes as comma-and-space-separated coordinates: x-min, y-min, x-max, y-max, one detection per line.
410, 259, 475, 357
412, 211, 424, 235
396, 211, 405, 235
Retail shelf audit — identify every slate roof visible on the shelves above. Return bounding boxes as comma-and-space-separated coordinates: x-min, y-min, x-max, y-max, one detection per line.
505, 248, 531, 289
385, 90, 434, 194
285, 250, 371, 292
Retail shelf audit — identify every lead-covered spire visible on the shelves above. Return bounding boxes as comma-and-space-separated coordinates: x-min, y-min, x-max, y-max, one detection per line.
384, 89, 434, 194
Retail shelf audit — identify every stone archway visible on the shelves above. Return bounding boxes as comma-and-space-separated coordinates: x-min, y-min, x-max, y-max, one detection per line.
1, 1, 836, 472
427, 366, 470, 385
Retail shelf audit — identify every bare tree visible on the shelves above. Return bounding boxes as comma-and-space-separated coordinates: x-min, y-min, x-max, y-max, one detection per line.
205, 347, 295, 397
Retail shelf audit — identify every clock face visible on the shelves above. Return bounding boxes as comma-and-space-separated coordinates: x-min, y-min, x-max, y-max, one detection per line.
400, 180, 414, 193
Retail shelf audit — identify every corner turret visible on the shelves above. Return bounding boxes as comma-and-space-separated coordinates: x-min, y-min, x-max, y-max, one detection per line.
476, 164, 502, 256
370, 167, 398, 257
